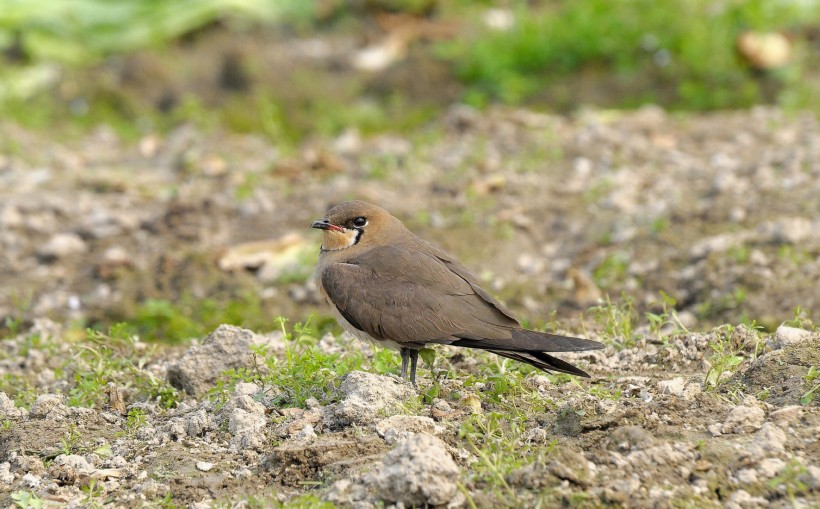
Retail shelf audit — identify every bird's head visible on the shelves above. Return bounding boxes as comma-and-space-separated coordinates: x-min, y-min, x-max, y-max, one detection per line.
311, 200, 401, 252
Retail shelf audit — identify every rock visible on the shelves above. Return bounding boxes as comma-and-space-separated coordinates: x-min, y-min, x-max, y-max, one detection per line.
50, 454, 94, 483
753, 423, 786, 454
21, 473, 40, 488
769, 405, 802, 424
184, 408, 213, 437
279, 407, 322, 437
37, 232, 87, 260
292, 424, 317, 442
217, 234, 310, 282
799, 465, 820, 490
770, 325, 815, 349
29, 394, 68, 420
546, 449, 592, 487
375, 415, 440, 445
228, 408, 266, 450
760, 217, 814, 244
0, 392, 27, 419
369, 433, 459, 507
324, 478, 374, 508
725, 488, 769, 509
602, 474, 641, 504
322, 371, 415, 429
13, 455, 45, 475
196, 462, 214, 472
755, 457, 785, 479
722, 405, 764, 434
430, 398, 456, 420
0, 462, 13, 483
234, 382, 261, 397
167, 325, 281, 396
657, 377, 686, 397
733, 468, 758, 484
225, 394, 266, 416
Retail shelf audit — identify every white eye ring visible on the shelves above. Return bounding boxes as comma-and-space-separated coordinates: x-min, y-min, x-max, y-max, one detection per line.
352, 217, 367, 227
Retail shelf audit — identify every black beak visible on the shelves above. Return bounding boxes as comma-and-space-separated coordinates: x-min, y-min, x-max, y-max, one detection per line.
311, 219, 344, 232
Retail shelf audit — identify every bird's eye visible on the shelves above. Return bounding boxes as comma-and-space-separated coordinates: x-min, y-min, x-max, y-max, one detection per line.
352, 216, 367, 227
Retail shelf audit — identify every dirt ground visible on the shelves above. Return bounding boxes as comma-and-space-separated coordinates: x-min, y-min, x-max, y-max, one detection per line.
1, 102, 818, 507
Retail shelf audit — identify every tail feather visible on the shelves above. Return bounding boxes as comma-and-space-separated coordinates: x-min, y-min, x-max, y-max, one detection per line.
445, 329, 602, 377
451, 330, 604, 353
490, 350, 593, 377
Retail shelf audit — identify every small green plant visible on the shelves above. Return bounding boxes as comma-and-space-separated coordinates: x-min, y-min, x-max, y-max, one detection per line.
11, 491, 43, 509
588, 383, 623, 401
124, 408, 147, 433
704, 325, 744, 390
67, 325, 180, 409
800, 366, 818, 406
783, 306, 816, 331
591, 252, 630, 290
0, 373, 38, 409
211, 317, 363, 408
81, 479, 104, 508
1, 290, 32, 339
646, 290, 690, 340
371, 347, 400, 376
58, 425, 85, 456
586, 294, 637, 348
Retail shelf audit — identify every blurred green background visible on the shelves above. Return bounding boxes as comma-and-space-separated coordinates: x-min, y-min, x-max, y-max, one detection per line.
1, 0, 818, 143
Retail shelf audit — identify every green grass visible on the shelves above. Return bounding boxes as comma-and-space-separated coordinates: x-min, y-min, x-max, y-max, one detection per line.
0, 0, 312, 66
10, 491, 44, 509
0, 323, 180, 410
209, 317, 364, 408
442, 0, 819, 111
800, 366, 819, 406
703, 323, 765, 392
128, 292, 272, 343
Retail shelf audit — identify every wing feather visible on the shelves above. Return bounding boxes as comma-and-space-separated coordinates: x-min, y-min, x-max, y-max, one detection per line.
320, 246, 518, 344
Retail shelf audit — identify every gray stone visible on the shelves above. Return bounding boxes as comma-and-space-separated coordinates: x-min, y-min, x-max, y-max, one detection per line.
184, 408, 213, 437
167, 325, 280, 396
322, 371, 415, 428
375, 415, 440, 444
0, 392, 27, 419
722, 405, 765, 434
0, 462, 13, 483
756, 457, 785, 479
798, 465, 820, 490
228, 408, 266, 450
38, 232, 87, 260
29, 394, 68, 420
369, 433, 459, 506
754, 423, 786, 454
725, 489, 768, 509
771, 325, 815, 349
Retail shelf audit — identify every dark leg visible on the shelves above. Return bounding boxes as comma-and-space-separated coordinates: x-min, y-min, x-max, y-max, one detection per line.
400, 348, 409, 380
409, 349, 419, 386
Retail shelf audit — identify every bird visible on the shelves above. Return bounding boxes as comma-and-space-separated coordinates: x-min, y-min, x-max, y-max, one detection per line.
311, 200, 603, 384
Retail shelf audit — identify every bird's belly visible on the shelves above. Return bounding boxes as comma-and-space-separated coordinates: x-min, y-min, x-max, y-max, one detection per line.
316, 268, 407, 351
